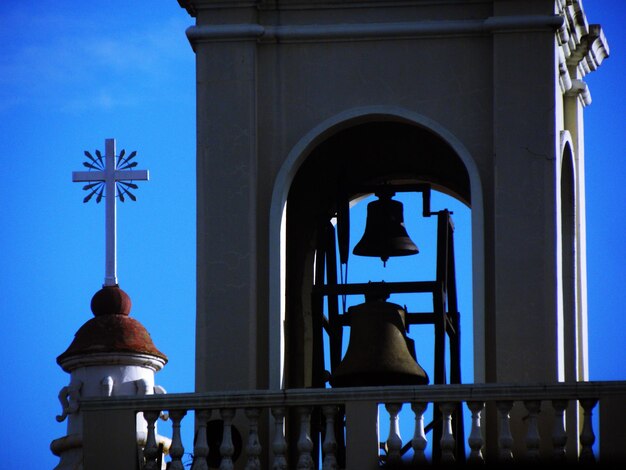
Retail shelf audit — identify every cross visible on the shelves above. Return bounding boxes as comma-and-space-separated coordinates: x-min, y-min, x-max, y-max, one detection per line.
72, 138, 149, 287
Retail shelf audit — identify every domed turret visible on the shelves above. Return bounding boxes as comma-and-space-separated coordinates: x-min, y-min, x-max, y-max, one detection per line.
52, 284, 169, 468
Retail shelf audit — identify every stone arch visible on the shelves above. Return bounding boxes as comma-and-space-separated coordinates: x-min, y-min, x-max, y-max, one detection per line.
269, 106, 485, 388
559, 131, 587, 454
559, 134, 579, 382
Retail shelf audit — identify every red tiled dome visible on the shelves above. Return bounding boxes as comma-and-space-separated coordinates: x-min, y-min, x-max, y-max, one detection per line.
57, 285, 167, 369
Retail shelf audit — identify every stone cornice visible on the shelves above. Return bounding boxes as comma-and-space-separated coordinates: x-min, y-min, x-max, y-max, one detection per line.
557, 1, 609, 106
58, 352, 167, 372
179, 0, 491, 17
186, 14, 564, 45
179, 0, 609, 106
558, 1, 609, 74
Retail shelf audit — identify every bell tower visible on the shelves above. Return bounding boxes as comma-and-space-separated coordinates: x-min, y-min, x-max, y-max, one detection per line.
179, 0, 608, 457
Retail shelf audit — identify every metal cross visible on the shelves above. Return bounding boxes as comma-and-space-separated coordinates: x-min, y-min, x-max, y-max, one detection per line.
72, 138, 149, 287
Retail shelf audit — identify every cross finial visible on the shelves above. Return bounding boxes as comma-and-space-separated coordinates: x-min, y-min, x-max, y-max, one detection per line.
72, 139, 149, 287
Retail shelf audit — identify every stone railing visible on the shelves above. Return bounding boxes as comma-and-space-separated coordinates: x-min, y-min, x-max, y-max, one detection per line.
79, 381, 626, 469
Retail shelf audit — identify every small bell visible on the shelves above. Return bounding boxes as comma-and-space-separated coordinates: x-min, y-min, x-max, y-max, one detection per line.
353, 192, 418, 265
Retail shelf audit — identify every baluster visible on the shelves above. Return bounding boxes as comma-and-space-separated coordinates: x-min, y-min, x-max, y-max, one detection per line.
496, 401, 514, 462
523, 400, 541, 462
143, 410, 161, 470
168, 409, 188, 470
271, 407, 288, 470
579, 398, 598, 464
439, 402, 456, 464
551, 399, 568, 463
244, 408, 262, 470
385, 403, 403, 466
466, 401, 485, 464
296, 406, 314, 470
411, 402, 428, 465
219, 408, 236, 470
322, 405, 338, 470
191, 409, 211, 470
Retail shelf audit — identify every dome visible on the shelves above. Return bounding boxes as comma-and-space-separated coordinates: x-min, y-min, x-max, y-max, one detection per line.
57, 285, 167, 371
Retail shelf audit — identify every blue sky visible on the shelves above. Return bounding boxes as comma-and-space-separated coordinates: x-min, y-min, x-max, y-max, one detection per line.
0, 1, 623, 468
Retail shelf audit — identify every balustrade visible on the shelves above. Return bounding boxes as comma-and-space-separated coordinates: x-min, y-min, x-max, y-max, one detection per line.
77, 381, 626, 469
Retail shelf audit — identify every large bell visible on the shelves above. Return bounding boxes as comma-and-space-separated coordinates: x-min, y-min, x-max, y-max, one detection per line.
330, 296, 429, 387
353, 192, 419, 264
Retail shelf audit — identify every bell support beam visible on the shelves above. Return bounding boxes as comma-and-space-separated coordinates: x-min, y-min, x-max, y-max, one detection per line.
351, 183, 433, 218
323, 223, 343, 373
313, 281, 438, 297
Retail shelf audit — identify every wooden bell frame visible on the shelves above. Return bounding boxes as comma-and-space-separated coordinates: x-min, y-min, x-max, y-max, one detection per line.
311, 183, 466, 464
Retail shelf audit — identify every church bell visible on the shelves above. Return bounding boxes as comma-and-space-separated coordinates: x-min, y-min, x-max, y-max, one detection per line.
353, 192, 419, 264
329, 296, 429, 387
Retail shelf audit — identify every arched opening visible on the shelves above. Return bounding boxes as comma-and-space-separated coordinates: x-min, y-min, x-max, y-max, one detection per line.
561, 142, 577, 383
560, 139, 585, 458
284, 121, 471, 387
284, 120, 471, 387
280, 117, 475, 463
